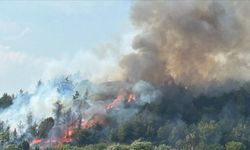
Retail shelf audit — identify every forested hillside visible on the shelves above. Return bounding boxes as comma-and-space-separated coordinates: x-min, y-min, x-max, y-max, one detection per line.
1, 82, 250, 150
1, 1, 250, 150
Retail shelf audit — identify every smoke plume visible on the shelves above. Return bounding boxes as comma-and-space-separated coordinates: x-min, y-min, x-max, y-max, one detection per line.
1, 0, 250, 148
120, 1, 250, 87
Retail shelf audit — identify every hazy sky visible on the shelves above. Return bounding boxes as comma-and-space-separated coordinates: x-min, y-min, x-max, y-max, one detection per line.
0, 1, 133, 94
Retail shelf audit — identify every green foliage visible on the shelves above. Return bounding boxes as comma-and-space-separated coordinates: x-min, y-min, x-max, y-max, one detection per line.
197, 120, 222, 144
83, 143, 109, 150
47, 145, 81, 150
154, 144, 171, 150
38, 117, 54, 138
48, 143, 108, 150
73, 129, 98, 146
194, 143, 224, 150
53, 100, 64, 125
22, 141, 30, 150
0, 131, 9, 142
4, 144, 22, 150
107, 144, 129, 150
50, 141, 172, 150
5, 82, 250, 149
29, 122, 38, 137
0, 125, 10, 143
130, 139, 153, 150
157, 120, 186, 146
225, 141, 246, 150
229, 120, 250, 145
66, 83, 250, 149
0, 93, 13, 109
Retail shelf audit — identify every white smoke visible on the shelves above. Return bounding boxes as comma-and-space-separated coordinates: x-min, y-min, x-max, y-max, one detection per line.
0, 73, 160, 134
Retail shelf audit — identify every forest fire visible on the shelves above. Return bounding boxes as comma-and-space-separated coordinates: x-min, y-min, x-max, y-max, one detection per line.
2, 1, 250, 149
105, 95, 124, 110
31, 138, 44, 145
31, 127, 75, 147
106, 93, 136, 110
61, 126, 75, 143
30, 91, 137, 148
81, 114, 106, 129
128, 94, 136, 103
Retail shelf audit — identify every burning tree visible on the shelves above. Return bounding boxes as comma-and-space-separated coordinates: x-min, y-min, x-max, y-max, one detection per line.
73, 90, 90, 129
37, 117, 54, 138
53, 101, 64, 126
61, 109, 75, 141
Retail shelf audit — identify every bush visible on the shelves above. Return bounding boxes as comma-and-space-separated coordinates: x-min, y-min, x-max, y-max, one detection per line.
130, 139, 153, 150
195, 143, 224, 150
225, 141, 246, 150
0, 93, 13, 109
4, 144, 22, 150
107, 144, 129, 150
154, 144, 171, 150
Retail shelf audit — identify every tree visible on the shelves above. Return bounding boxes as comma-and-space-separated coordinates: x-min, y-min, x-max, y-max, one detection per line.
36, 80, 42, 88
62, 109, 74, 138
17, 121, 24, 137
22, 141, 30, 150
195, 143, 224, 150
184, 129, 197, 150
197, 120, 222, 145
29, 122, 38, 137
19, 89, 24, 95
38, 117, 54, 138
225, 141, 246, 150
53, 101, 64, 125
26, 112, 34, 138
73, 129, 98, 146
73, 90, 89, 130
155, 144, 171, 150
26, 112, 33, 128
12, 129, 17, 142
229, 120, 250, 144
73, 91, 80, 100
0, 121, 5, 133
4, 144, 22, 150
157, 120, 187, 147
62, 109, 74, 125
107, 144, 129, 150
0, 126, 10, 144
0, 93, 13, 109
130, 139, 153, 150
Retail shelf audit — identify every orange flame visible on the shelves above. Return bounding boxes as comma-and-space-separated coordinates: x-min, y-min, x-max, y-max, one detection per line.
31, 138, 44, 145
81, 113, 106, 129
106, 95, 124, 110
82, 119, 97, 129
128, 94, 136, 103
106, 93, 136, 110
61, 126, 75, 143
31, 92, 137, 148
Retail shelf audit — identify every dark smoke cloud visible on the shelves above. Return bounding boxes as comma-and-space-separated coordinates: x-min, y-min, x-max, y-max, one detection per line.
120, 0, 250, 87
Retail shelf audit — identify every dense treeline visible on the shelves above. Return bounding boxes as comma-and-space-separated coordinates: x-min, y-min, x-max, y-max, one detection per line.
65, 83, 250, 150
2, 82, 250, 150
48, 140, 246, 150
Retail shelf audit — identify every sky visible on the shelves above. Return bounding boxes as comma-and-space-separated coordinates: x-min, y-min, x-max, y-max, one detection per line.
0, 1, 133, 94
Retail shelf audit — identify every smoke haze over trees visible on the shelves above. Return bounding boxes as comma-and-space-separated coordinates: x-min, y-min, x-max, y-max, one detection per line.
1, 0, 250, 150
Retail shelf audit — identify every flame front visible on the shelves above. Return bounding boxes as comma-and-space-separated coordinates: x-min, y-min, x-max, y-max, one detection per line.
31, 138, 44, 145
31, 91, 137, 148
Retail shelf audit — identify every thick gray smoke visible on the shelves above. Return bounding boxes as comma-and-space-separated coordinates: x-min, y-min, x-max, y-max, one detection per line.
2, 1, 250, 147
120, 1, 250, 87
